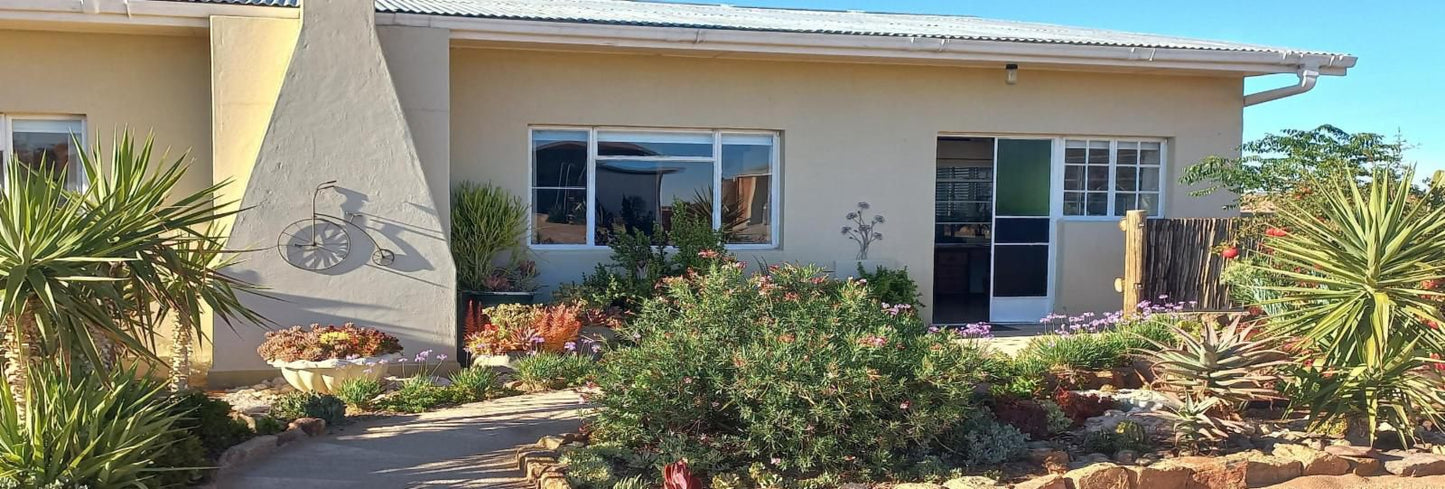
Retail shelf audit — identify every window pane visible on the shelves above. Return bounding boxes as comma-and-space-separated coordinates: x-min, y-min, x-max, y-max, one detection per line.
594, 160, 714, 244
1064, 146, 1086, 165
1114, 192, 1137, 216
1087, 143, 1109, 165
1139, 167, 1160, 191
721, 136, 773, 244
533, 130, 588, 187
1117, 142, 1139, 165
936, 181, 991, 201
532, 189, 587, 245
1140, 142, 1162, 165
1085, 192, 1108, 216
994, 245, 1049, 297
1063, 191, 1085, 215
598, 131, 713, 158
1139, 193, 1160, 216
995, 217, 1049, 244
995, 139, 1053, 217
1116, 166, 1137, 191
1086, 165, 1109, 191
11, 119, 82, 187
1063, 165, 1083, 191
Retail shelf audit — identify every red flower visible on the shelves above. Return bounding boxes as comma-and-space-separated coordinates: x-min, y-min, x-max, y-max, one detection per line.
1266, 228, 1289, 237
664, 461, 702, 489
1423, 279, 1441, 290
1221, 246, 1240, 260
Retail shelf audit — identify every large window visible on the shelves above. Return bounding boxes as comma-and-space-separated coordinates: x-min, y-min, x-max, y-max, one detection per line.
1, 116, 85, 190
530, 128, 778, 248
1062, 139, 1163, 217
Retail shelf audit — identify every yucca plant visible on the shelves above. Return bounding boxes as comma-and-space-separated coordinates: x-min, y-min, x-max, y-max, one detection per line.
1252, 167, 1445, 445
1140, 318, 1288, 413
0, 132, 262, 408
0, 363, 185, 488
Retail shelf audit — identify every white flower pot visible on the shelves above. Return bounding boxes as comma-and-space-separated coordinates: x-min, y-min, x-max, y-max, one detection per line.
268, 353, 403, 394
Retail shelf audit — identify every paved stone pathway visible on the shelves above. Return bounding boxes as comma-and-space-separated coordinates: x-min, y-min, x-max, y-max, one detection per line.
218, 390, 588, 489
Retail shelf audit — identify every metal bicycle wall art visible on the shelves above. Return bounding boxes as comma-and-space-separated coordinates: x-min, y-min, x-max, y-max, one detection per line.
277, 180, 397, 271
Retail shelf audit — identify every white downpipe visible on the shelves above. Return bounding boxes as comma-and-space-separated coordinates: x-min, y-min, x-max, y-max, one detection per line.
1244, 64, 1320, 106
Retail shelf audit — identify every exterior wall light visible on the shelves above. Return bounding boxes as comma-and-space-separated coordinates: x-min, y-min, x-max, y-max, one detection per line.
1005, 63, 1019, 85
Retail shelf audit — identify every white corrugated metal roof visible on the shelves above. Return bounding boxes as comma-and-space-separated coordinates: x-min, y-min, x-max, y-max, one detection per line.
171, 0, 1346, 57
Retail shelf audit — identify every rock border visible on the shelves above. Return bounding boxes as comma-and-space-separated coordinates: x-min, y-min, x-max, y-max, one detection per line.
516, 433, 589, 489
216, 418, 329, 476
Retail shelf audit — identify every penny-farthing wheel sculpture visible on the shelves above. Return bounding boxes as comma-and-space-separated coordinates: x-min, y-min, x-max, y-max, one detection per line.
278, 181, 396, 271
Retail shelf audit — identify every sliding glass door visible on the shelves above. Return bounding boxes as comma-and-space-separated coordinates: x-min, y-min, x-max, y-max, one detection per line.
991, 139, 1055, 322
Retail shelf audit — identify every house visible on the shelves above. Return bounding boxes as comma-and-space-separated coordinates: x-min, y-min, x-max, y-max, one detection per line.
0, 0, 1355, 386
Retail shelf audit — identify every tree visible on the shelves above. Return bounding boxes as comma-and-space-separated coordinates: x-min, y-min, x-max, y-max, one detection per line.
0, 132, 262, 409
1181, 125, 1407, 210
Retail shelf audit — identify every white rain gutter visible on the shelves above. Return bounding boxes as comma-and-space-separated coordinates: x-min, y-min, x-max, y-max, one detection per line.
1243, 63, 1321, 106
0, 0, 295, 30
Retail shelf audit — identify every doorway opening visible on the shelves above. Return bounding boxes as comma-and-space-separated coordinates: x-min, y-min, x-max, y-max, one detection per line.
933, 137, 994, 324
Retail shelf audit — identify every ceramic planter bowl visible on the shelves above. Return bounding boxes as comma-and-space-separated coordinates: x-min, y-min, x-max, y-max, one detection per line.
268, 353, 403, 394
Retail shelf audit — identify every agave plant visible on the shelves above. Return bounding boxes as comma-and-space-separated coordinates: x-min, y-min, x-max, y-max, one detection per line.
1252, 167, 1445, 445
0, 363, 184, 487
1153, 396, 1250, 454
1140, 317, 1288, 413
0, 132, 262, 407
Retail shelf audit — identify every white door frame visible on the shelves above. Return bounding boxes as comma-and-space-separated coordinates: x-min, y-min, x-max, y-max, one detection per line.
986, 136, 1059, 323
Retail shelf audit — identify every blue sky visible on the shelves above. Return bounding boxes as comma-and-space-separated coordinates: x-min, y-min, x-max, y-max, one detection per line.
657, 0, 1445, 172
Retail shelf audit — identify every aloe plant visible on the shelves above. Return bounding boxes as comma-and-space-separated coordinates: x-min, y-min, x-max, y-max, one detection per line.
1153, 396, 1249, 454
1252, 167, 1445, 445
1141, 318, 1289, 412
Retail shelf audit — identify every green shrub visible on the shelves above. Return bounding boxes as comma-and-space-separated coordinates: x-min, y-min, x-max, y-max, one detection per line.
591, 262, 988, 478
514, 353, 593, 390
168, 389, 254, 458
377, 376, 464, 414
560, 447, 617, 489
0, 365, 185, 488
855, 264, 921, 307
1018, 320, 1176, 371
1080, 421, 1152, 456
150, 429, 209, 488
449, 367, 502, 402
557, 203, 728, 311
272, 392, 346, 426
983, 353, 1049, 399
254, 416, 287, 436
947, 416, 1029, 467
1040, 401, 1072, 435
335, 377, 386, 410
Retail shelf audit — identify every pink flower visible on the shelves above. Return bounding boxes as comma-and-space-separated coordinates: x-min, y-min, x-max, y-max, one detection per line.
899, 400, 911, 410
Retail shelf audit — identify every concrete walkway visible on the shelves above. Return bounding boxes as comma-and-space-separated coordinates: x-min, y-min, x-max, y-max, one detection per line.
218, 390, 588, 489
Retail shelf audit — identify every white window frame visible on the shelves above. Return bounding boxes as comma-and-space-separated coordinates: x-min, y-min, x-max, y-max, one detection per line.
1, 114, 88, 191
1060, 138, 1167, 220
528, 126, 781, 250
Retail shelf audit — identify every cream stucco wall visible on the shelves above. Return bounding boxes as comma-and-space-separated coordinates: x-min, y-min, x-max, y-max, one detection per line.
450, 48, 1242, 319
0, 29, 211, 187
215, 2, 456, 380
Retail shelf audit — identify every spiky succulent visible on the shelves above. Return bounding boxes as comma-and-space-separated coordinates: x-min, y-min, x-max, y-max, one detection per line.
1153, 396, 1250, 454
1141, 318, 1288, 412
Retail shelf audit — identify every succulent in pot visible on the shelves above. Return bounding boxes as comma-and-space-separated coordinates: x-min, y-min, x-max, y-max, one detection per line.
257, 323, 404, 394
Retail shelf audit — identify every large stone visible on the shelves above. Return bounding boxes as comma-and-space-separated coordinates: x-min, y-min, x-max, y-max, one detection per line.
891, 484, 943, 489
942, 476, 999, 489
288, 417, 326, 437
276, 426, 307, 446
1242, 454, 1302, 487
1323, 445, 1378, 459
1344, 457, 1385, 476
1272, 443, 1350, 476
1154, 456, 1247, 489
1385, 453, 1445, 476
1065, 463, 1131, 489
1012, 474, 1067, 489
538, 435, 568, 450
217, 435, 279, 470
1131, 465, 1192, 489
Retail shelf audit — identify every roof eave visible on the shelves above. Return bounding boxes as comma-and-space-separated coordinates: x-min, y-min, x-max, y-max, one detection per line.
384, 14, 1354, 77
